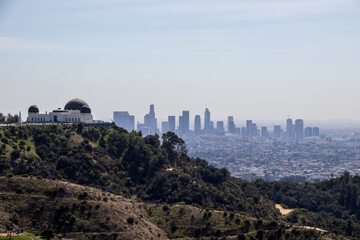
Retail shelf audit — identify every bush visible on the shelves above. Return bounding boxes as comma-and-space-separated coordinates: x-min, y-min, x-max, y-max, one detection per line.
127, 217, 134, 225
6, 173, 14, 178
10, 149, 20, 160
237, 233, 246, 240
162, 204, 170, 212
170, 222, 178, 233
10, 214, 19, 224
256, 229, 264, 240
41, 229, 54, 240
78, 191, 88, 200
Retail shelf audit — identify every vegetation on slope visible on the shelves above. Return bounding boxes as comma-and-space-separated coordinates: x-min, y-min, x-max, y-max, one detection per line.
0, 124, 358, 239
0, 177, 344, 240
255, 173, 360, 238
0, 125, 277, 219
0, 233, 43, 240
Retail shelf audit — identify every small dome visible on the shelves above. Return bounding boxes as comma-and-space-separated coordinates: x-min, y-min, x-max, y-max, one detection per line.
28, 105, 39, 113
64, 98, 88, 110
80, 105, 91, 114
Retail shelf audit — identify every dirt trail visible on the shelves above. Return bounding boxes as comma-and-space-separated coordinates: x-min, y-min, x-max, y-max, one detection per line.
294, 225, 328, 233
275, 204, 294, 215
0, 233, 25, 237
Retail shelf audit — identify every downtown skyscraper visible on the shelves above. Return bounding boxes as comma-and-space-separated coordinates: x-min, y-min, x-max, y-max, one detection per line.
204, 108, 211, 133
194, 115, 201, 134
179, 110, 189, 135
168, 116, 176, 132
246, 120, 253, 137
113, 111, 135, 132
286, 118, 294, 139
295, 119, 304, 141
137, 104, 159, 135
227, 116, 235, 133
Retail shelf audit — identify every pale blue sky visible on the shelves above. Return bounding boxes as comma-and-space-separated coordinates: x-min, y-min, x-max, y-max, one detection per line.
0, 0, 360, 123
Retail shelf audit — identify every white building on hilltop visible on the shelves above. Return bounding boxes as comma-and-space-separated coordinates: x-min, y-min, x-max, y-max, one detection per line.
27, 98, 93, 123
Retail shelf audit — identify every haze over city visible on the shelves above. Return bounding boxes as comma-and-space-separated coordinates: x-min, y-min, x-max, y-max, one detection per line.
1, 0, 360, 122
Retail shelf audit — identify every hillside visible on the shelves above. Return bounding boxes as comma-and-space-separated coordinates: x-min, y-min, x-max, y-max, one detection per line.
0, 125, 278, 218
0, 177, 346, 240
0, 124, 358, 239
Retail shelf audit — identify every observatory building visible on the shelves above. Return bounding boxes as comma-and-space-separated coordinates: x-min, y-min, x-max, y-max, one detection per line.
27, 98, 93, 123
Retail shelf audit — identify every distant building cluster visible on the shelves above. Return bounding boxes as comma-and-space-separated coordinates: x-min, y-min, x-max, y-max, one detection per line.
113, 104, 320, 139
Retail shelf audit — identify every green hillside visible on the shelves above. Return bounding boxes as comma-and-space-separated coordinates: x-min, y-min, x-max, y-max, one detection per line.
0, 125, 277, 218
0, 177, 344, 240
0, 124, 358, 239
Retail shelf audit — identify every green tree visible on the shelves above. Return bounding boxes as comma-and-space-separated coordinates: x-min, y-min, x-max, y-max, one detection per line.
41, 229, 54, 240
161, 132, 187, 160
0, 113, 5, 123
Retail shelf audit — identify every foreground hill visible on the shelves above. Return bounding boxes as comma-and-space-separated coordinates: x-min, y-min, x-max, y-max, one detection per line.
0, 177, 346, 240
0, 124, 358, 239
0, 124, 278, 218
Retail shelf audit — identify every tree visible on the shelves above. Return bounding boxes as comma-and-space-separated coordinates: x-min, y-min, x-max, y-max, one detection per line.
127, 217, 134, 225
5, 114, 19, 123
144, 134, 160, 148
14, 114, 19, 123
41, 229, 54, 240
0, 113, 5, 123
256, 229, 264, 240
161, 132, 187, 159
107, 131, 129, 158
237, 234, 246, 240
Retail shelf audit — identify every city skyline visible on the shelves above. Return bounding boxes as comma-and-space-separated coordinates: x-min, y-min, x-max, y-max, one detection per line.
3, 99, 360, 130
1, 0, 360, 121
113, 104, 320, 139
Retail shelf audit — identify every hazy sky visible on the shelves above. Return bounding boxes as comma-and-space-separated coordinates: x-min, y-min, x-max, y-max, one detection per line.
0, 0, 360, 123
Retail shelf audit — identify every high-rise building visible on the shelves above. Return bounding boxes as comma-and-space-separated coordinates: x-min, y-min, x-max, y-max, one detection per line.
168, 116, 175, 132
246, 120, 253, 137
129, 115, 135, 131
178, 116, 183, 133
113, 111, 135, 131
184, 111, 189, 133
162, 121, 170, 134
261, 127, 268, 137
137, 122, 149, 136
227, 116, 235, 133
295, 119, 304, 141
138, 104, 158, 135
204, 108, 211, 133
194, 115, 201, 134
304, 127, 313, 137
114, 111, 129, 129
179, 110, 189, 135
150, 104, 155, 117
286, 118, 293, 139
216, 121, 225, 135
241, 127, 247, 137
252, 123, 258, 137
273, 125, 282, 138
313, 127, 320, 137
